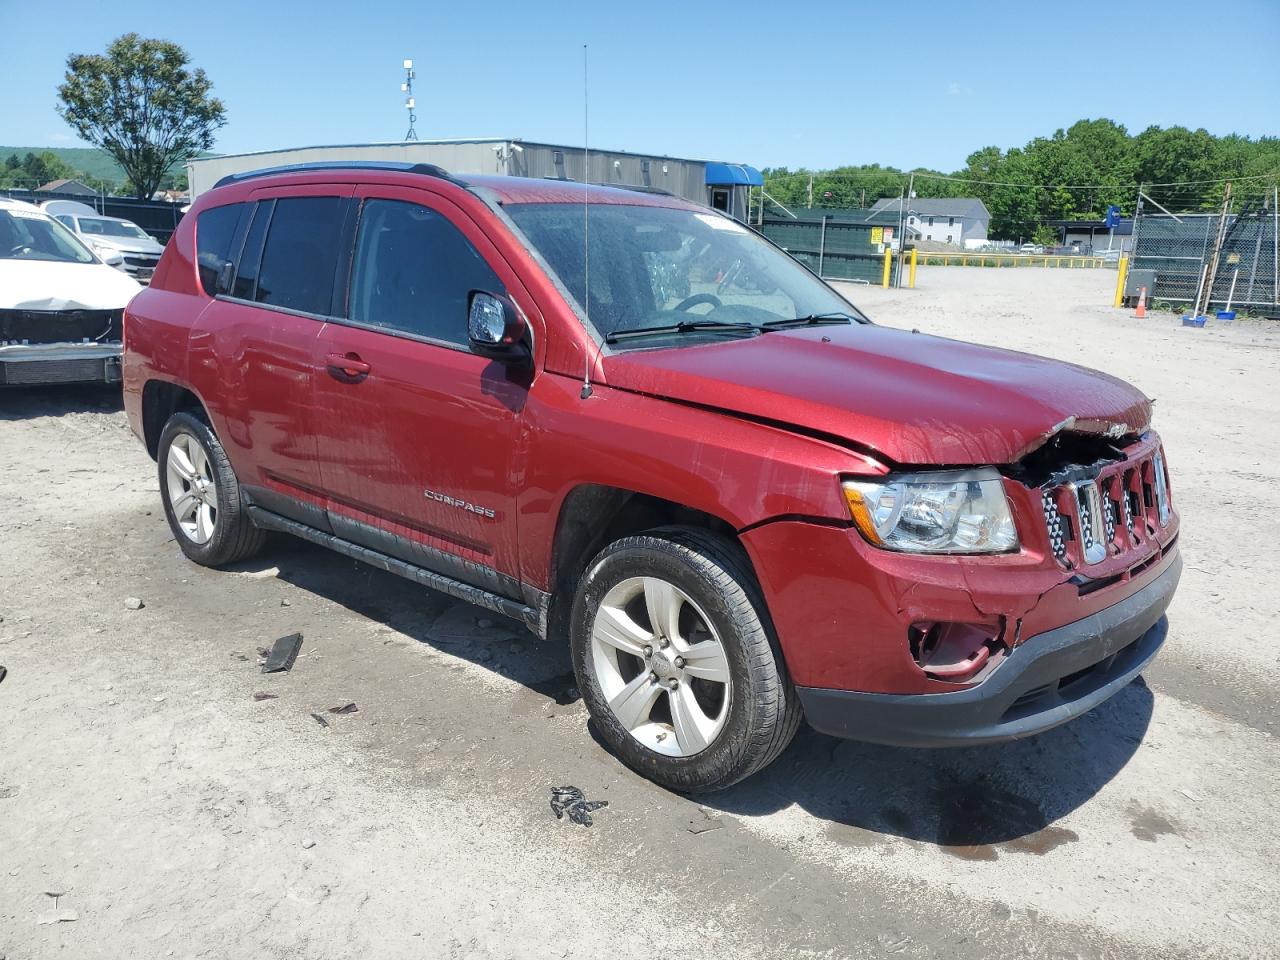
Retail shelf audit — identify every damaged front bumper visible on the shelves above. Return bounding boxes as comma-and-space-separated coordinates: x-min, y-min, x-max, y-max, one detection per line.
0, 341, 123, 386
796, 553, 1179, 746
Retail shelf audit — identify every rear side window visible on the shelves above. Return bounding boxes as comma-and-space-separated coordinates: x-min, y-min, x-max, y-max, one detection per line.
195, 203, 244, 295
255, 197, 346, 316
349, 198, 501, 345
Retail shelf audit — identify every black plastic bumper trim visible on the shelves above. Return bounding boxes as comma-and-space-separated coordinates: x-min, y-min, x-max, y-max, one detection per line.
797, 552, 1181, 747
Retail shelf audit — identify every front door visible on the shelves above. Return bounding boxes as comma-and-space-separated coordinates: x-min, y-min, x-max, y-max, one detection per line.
310, 186, 532, 598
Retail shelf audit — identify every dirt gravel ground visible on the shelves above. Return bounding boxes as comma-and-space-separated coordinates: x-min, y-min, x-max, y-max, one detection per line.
2, 267, 1277, 959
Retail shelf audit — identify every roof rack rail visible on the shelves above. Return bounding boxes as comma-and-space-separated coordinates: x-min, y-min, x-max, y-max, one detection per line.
602, 182, 676, 198
212, 160, 460, 190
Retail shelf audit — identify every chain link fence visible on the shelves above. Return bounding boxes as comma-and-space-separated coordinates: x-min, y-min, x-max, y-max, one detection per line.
1130, 196, 1279, 313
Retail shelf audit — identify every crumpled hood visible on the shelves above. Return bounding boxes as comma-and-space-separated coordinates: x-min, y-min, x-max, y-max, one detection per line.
602, 324, 1152, 465
0, 259, 141, 311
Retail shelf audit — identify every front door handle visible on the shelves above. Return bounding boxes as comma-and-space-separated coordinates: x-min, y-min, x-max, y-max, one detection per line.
325, 352, 371, 381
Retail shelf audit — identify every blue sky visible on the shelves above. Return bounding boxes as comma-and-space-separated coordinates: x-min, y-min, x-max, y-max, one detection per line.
2, 0, 1277, 172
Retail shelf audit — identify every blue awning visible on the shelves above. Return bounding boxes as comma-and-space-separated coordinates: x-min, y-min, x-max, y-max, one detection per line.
705, 162, 763, 187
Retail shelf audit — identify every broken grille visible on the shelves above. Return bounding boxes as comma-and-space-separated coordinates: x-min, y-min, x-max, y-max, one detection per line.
1040, 450, 1171, 569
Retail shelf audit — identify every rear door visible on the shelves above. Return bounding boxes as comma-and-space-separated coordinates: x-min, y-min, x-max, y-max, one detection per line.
311, 185, 531, 599
192, 185, 354, 522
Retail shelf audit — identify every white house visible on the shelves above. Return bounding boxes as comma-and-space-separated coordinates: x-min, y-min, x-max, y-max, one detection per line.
869, 197, 991, 246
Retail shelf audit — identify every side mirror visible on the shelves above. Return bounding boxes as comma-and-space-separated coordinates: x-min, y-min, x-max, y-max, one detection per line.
468, 291, 530, 364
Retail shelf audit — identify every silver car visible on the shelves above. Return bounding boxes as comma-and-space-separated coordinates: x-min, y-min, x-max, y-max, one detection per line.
41, 202, 165, 282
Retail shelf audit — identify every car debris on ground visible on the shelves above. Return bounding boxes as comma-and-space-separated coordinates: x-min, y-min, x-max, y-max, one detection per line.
550, 786, 609, 827
260, 632, 303, 673
328, 702, 359, 715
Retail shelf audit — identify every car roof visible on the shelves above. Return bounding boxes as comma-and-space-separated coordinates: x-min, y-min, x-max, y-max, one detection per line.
466, 174, 697, 209
0, 197, 47, 214
209, 161, 698, 210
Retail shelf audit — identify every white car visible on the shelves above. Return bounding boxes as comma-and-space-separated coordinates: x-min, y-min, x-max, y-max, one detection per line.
40, 199, 166, 282
0, 198, 142, 386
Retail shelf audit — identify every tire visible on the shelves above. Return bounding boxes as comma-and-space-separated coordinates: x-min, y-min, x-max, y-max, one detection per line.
570, 526, 802, 792
157, 410, 266, 567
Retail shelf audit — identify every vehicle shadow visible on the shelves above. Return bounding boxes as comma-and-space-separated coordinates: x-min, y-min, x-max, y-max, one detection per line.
229, 535, 1152, 852
234, 536, 580, 702
0, 383, 123, 420
701, 680, 1153, 852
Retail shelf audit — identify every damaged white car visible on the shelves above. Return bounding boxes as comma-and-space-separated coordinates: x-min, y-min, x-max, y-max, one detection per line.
0, 198, 141, 386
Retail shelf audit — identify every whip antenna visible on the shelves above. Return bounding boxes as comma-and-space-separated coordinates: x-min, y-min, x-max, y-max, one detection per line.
580, 42, 595, 399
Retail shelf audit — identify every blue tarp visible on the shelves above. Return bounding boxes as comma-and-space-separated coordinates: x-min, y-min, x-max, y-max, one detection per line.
705, 162, 763, 187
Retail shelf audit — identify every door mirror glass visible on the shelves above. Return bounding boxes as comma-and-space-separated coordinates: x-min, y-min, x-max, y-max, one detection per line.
468, 291, 530, 363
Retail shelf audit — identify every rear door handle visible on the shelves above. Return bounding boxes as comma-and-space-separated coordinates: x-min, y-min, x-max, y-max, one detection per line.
325, 352, 371, 380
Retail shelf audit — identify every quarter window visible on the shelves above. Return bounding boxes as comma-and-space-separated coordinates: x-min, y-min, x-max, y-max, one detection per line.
255, 196, 346, 315
233, 201, 272, 300
349, 199, 502, 345
195, 203, 244, 296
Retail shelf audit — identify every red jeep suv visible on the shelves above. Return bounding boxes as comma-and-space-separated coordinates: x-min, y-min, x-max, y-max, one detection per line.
123, 162, 1181, 791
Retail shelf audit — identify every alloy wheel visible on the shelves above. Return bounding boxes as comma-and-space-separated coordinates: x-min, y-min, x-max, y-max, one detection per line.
165, 432, 218, 544
590, 576, 732, 757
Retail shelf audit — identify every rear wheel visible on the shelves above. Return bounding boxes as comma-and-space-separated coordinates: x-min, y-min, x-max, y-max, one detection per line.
158, 411, 265, 567
570, 526, 801, 792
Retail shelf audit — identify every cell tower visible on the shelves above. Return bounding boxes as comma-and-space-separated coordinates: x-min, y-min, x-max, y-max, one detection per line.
401, 59, 418, 141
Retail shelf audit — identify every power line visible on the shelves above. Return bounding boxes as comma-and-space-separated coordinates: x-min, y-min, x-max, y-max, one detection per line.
762, 169, 1280, 191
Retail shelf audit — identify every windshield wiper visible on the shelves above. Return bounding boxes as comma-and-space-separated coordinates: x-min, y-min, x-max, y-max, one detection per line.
605, 320, 758, 343
760, 312, 856, 331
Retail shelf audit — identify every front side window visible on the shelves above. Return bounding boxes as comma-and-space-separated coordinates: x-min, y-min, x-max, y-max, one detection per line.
255, 196, 346, 315
505, 202, 858, 344
349, 198, 501, 345
196, 203, 244, 296
0, 209, 94, 264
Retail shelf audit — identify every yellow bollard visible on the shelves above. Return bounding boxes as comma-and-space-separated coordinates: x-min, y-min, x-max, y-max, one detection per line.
882, 247, 892, 288
1113, 255, 1130, 307
908, 247, 918, 289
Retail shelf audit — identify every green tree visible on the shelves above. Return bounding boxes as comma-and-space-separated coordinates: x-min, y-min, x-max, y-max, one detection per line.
23, 150, 79, 185
1031, 225, 1057, 248
56, 33, 225, 199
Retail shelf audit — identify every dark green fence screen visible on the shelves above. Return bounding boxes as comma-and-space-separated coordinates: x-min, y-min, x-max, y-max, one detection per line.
760, 208, 900, 284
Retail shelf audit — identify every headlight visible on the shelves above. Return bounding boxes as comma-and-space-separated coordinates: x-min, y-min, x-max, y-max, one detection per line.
843, 468, 1019, 554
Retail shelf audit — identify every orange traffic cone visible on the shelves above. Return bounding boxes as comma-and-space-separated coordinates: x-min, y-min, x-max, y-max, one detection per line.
1135, 285, 1147, 318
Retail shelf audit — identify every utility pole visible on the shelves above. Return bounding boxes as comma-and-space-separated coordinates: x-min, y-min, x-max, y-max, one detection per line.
807, 174, 813, 209
895, 172, 914, 288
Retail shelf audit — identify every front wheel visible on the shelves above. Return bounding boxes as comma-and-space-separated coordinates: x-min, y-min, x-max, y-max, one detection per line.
570, 527, 801, 792
157, 411, 265, 567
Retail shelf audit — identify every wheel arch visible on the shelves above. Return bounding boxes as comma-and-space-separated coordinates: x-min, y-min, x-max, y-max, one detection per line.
544, 483, 751, 644
141, 379, 209, 459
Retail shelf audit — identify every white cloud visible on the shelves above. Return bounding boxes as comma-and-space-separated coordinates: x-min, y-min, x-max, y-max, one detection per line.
946, 82, 974, 97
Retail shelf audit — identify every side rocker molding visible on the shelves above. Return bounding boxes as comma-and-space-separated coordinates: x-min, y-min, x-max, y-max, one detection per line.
246, 506, 549, 637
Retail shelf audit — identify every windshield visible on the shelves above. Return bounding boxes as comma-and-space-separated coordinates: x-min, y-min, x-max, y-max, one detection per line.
78, 217, 151, 240
505, 202, 861, 343
0, 209, 95, 264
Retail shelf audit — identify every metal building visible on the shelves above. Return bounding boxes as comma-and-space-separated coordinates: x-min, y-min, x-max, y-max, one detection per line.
186, 138, 763, 219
